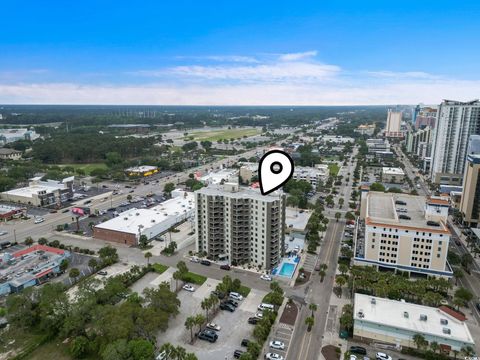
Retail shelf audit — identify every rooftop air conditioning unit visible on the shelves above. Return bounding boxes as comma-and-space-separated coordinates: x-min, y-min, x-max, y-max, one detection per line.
420, 314, 427, 321
403, 312, 409, 318
123, 217, 128, 220
357, 310, 365, 318
371, 298, 376, 305
441, 319, 448, 325
443, 327, 451, 335
151, 219, 155, 223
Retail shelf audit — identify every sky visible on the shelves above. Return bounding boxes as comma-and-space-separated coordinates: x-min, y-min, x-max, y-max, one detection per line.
1, 0, 479, 105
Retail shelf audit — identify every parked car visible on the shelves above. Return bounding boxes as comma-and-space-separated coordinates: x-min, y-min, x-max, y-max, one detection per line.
62, 208, 70, 213
233, 350, 244, 359
49, 209, 57, 213
198, 330, 218, 343
260, 274, 272, 281
248, 317, 259, 324
227, 299, 239, 307
182, 284, 195, 292
206, 322, 221, 331
220, 264, 231, 270
0, 231, 8, 236
375, 353, 392, 360
190, 256, 199, 263
349, 346, 367, 355
349, 356, 357, 360
255, 312, 263, 319
97, 270, 108, 276
200, 260, 211, 266
34, 217, 45, 224
241, 339, 250, 347
220, 302, 235, 312
269, 340, 285, 350
265, 354, 283, 360
229, 292, 243, 301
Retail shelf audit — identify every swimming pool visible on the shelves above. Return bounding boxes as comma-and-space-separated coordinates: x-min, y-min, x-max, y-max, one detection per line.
278, 262, 296, 278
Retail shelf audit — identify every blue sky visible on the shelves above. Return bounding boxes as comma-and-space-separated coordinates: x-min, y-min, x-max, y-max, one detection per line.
1, 1, 479, 105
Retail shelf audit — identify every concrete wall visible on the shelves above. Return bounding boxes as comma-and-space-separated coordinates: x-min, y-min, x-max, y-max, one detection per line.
93, 227, 137, 246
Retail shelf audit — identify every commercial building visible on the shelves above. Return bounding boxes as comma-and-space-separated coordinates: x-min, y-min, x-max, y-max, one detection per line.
356, 190, 452, 278
239, 162, 258, 184
195, 183, 286, 270
1, 176, 74, 207
460, 147, 480, 226
318, 135, 354, 144
0, 128, 40, 145
414, 106, 437, 130
384, 110, 403, 138
430, 99, 480, 184
93, 190, 194, 246
0, 148, 22, 160
354, 124, 376, 136
291, 165, 329, 187
0, 204, 26, 221
353, 293, 475, 355
366, 139, 391, 154
382, 167, 405, 183
199, 168, 238, 185
124, 165, 159, 177
0, 245, 71, 295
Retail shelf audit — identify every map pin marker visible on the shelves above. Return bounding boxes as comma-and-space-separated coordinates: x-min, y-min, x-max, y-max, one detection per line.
258, 150, 294, 195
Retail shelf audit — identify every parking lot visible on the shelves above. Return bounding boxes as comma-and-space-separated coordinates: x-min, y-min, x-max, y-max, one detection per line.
157, 283, 268, 360
268, 324, 293, 360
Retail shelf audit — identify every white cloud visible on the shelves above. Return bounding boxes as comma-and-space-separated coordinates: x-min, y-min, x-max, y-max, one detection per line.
366, 70, 440, 80
175, 55, 259, 63
1, 78, 479, 105
278, 51, 318, 61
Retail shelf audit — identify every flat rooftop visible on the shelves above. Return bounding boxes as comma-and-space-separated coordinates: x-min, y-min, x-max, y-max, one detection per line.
2, 182, 67, 198
354, 293, 475, 345
366, 192, 449, 232
125, 165, 158, 172
196, 184, 282, 202
95, 192, 195, 234
200, 169, 238, 184
382, 167, 405, 175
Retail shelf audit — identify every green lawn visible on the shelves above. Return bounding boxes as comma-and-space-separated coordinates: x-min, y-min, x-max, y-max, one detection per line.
328, 163, 340, 177
238, 285, 251, 298
58, 163, 108, 175
183, 272, 207, 285
151, 263, 169, 274
185, 128, 261, 142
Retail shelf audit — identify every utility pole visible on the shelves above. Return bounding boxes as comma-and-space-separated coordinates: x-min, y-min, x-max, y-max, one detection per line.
13, 228, 16, 243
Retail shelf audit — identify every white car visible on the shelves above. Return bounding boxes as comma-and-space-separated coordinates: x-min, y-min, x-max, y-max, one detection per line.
229, 292, 243, 301
349, 356, 357, 360
34, 217, 45, 224
375, 353, 392, 360
182, 284, 195, 292
269, 340, 285, 350
260, 274, 272, 281
255, 312, 264, 319
265, 353, 284, 360
206, 322, 221, 331
190, 256, 199, 263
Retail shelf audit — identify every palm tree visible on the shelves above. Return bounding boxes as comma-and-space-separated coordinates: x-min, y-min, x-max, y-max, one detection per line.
185, 316, 196, 343
24, 236, 34, 247
88, 258, 98, 271
69, 267, 80, 283
308, 303, 317, 317
305, 316, 314, 331
201, 297, 211, 321
460, 346, 476, 358
194, 314, 206, 334
429, 341, 439, 354
339, 264, 349, 275
319, 269, 326, 282
413, 333, 427, 351
144, 251, 152, 265
453, 267, 463, 286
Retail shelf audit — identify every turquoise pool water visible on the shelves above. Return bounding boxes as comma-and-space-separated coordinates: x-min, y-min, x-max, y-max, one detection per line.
278, 262, 296, 278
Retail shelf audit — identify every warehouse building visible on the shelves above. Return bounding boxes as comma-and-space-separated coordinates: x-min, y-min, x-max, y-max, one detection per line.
0, 176, 74, 206
353, 293, 475, 356
124, 165, 159, 177
93, 190, 194, 246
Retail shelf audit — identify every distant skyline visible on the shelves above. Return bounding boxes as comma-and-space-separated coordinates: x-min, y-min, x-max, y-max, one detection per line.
1, 1, 479, 105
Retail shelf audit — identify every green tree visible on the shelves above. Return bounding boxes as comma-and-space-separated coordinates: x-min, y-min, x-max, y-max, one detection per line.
24, 236, 34, 247
164, 182, 175, 197
454, 287, 473, 308
69, 335, 89, 359
308, 303, 317, 317
370, 182, 385, 192
59, 259, 69, 272
413, 333, 428, 351
144, 252, 152, 265
128, 339, 154, 360
139, 234, 148, 248
69, 268, 80, 283
38, 237, 48, 245
185, 316, 196, 343
102, 339, 131, 360
305, 316, 314, 331
335, 212, 341, 222
88, 258, 98, 271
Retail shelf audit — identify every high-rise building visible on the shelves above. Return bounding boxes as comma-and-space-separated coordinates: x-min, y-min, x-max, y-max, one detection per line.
405, 126, 432, 159
430, 99, 480, 184
414, 106, 437, 130
384, 110, 403, 138
459, 135, 480, 226
356, 190, 452, 278
195, 183, 285, 270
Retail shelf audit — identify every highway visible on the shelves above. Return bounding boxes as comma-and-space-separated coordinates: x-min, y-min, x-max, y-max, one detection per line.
0, 147, 266, 244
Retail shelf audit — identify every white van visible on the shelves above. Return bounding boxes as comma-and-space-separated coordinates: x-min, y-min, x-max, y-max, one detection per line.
257, 303, 275, 311
229, 292, 244, 301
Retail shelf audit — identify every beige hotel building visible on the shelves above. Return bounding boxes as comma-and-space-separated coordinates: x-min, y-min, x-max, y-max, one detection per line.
356, 190, 452, 278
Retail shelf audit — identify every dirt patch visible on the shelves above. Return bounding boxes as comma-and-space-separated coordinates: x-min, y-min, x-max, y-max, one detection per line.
279, 300, 298, 326
294, 269, 311, 286
321, 345, 341, 360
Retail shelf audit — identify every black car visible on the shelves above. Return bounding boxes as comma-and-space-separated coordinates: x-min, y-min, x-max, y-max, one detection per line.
198, 330, 218, 343
220, 302, 235, 312
241, 339, 250, 347
233, 350, 244, 359
248, 317, 258, 325
212, 290, 226, 299
220, 264, 231, 270
61, 209, 70, 213
201, 260, 211, 266
349, 346, 367, 355
476, 303, 480, 312
227, 299, 239, 307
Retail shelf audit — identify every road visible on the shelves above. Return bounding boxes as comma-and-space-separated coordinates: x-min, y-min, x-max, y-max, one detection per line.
288, 149, 358, 360
0, 147, 266, 244
393, 144, 430, 196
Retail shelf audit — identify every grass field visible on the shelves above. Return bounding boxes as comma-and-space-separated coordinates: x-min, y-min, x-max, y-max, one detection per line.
238, 285, 251, 298
183, 271, 207, 285
185, 128, 261, 142
328, 163, 340, 177
152, 263, 169, 274
58, 163, 108, 175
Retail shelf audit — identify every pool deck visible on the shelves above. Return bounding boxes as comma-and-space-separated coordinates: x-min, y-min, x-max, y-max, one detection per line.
272, 256, 300, 279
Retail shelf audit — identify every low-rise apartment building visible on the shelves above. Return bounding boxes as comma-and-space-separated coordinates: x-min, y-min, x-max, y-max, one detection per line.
356, 190, 452, 278
195, 183, 285, 270
291, 165, 329, 187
